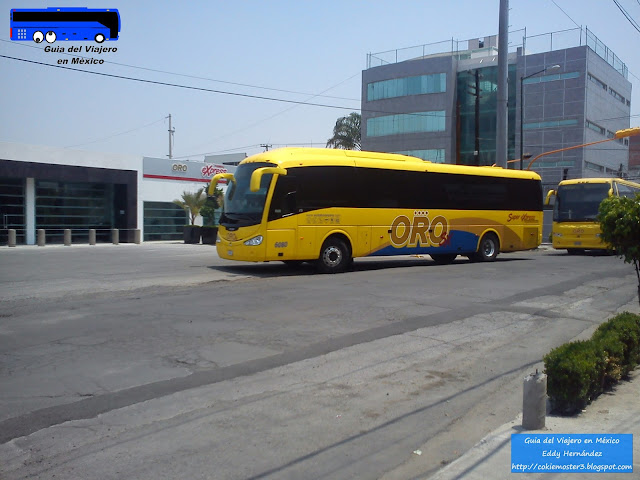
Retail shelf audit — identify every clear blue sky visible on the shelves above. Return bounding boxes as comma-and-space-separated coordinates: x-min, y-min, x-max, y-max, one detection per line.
2, 0, 639, 160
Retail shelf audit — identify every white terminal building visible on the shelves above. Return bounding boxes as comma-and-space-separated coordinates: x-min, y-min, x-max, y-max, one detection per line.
0, 142, 240, 245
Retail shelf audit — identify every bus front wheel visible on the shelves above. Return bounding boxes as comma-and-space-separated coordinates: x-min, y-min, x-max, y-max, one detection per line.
317, 237, 351, 274
95, 33, 106, 43
470, 233, 499, 262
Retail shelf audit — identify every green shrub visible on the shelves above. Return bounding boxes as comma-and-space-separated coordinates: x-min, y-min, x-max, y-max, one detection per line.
544, 340, 607, 414
592, 330, 625, 388
544, 312, 640, 414
592, 312, 640, 376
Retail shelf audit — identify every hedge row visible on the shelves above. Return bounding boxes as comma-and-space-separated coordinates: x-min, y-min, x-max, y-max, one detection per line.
543, 311, 640, 414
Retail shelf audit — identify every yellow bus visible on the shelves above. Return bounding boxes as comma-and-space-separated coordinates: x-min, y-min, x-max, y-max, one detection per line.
209, 148, 543, 273
546, 177, 640, 254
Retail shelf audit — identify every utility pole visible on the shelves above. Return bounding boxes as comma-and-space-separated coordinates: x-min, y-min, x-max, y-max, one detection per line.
167, 114, 175, 159
495, 0, 509, 168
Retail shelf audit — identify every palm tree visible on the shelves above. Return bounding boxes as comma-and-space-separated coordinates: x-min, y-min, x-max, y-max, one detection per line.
173, 188, 207, 225
326, 112, 361, 150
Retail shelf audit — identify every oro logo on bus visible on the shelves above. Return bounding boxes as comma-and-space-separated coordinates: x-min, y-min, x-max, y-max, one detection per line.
390, 211, 449, 248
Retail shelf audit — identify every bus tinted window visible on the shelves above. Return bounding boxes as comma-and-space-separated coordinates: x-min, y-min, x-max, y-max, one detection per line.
616, 182, 640, 199
554, 183, 610, 221
294, 166, 357, 211
271, 166, 542, 213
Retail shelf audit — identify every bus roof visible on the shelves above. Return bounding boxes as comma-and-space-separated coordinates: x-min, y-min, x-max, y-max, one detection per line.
240, 148, 541, 181
558, 177, 640, 188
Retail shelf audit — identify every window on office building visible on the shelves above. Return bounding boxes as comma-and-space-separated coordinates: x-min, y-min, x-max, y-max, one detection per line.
367, 73, 446, 101
585, 161, 604, 172
587, 72, 607, 90
523, 71, 580, 85
523, 119, 578, 130
586, 120, 606, 136
393, 149, 446, 163
609, 87, 625, 104
366, 111, 446, 137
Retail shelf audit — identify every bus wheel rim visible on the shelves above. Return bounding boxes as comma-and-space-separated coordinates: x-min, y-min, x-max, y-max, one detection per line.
323, 246, 342, 267
483, 240, 495, 257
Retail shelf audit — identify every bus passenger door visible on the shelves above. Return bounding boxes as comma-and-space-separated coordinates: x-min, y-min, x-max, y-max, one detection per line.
266, 178, 298, 261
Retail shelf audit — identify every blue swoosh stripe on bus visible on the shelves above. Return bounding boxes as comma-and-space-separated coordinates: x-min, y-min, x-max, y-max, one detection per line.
369, 230, 478, 257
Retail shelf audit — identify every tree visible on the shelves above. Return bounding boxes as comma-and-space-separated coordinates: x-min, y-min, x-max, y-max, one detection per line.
326, 112, 361, 150
173, 188, 207, 225
200, 187, 223, 226
597, 193, 640, 304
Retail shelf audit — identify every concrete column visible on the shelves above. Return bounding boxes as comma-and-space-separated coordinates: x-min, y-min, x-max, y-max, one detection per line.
89, 229, 96, 245
112, 229, 119, 245
64, 229, 72, 246
523, 370, 547, 430
8, 229, 16, 247
25, 178, 36, 245
134, 229, 141, 244
37, 229, 45, 246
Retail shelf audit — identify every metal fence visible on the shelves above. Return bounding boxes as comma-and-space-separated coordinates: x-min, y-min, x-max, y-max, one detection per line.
367, 27, 628, 80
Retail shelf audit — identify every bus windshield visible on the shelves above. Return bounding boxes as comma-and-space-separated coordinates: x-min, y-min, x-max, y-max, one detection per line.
553, 183, 610, 222
220, 162, 276, 228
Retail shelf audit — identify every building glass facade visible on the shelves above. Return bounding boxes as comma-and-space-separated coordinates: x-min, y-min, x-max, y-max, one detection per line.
393, 149, 446, 163
367, 73, 446, 101
35, 180, 115, 243
143, 201, 187, 241
366, 111, 446, 137
457, 64, 517, 166
0, 177, 25, 244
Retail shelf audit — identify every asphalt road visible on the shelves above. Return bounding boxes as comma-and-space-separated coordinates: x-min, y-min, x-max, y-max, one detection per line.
0, 243, 638, 479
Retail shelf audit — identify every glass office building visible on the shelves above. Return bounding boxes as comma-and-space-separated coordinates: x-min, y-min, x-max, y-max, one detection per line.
362, 29, 632, 191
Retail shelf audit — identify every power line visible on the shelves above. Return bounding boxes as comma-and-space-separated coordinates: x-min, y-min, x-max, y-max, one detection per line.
549, 0, 581, 28
64, 116, 166, 148
3, 53, 637, 158
175, 72, 362, 158
612, 0, 640, 33
1, 54, 362, 110
0, 54, 451, 120
0, 39, 361, 103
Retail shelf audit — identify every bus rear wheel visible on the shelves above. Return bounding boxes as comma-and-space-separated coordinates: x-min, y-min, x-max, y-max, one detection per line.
430, 253, 457, 265
317, 237, 351, 274
470, 232, 499, 262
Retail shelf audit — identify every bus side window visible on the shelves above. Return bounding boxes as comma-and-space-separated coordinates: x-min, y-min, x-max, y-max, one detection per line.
617, 183, 638, 199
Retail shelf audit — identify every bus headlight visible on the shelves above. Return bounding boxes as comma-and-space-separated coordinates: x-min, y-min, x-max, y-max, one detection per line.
244, 235, 263, 246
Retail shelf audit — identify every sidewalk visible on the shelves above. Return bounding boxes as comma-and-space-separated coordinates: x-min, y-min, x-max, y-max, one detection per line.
429, 300, 640, 480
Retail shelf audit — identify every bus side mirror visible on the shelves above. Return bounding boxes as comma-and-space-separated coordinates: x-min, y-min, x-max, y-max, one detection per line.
209, 173, 234, 196
608, 188, 614, 197
250, 167, 287, 192
545, 190, 556, 206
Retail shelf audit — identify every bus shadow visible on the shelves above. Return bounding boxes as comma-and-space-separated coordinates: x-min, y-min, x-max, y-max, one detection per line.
548, 250, 616, 257
206, 255, 532, 278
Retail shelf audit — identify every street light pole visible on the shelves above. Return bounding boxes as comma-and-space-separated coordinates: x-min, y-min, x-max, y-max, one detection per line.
519, 65, 560, 169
